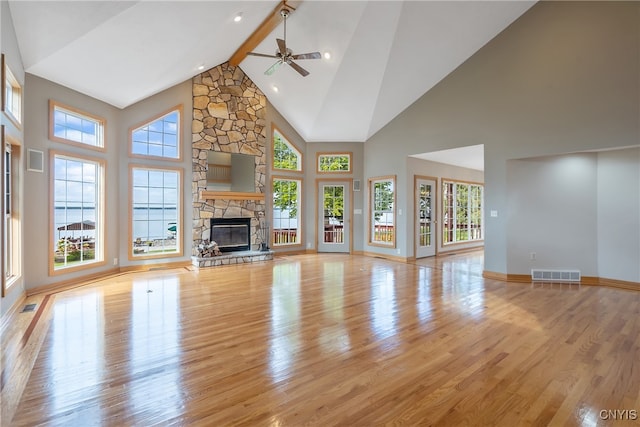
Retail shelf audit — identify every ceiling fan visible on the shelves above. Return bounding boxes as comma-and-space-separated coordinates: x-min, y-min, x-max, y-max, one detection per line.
247, 9, 321, 77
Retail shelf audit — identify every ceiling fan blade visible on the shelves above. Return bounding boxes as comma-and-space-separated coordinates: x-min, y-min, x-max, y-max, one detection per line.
247, 52, 280, 59
288, 60, 310, 77
292, 52, 321, 60
276, 38, 287, 57
265, 60, 283, 76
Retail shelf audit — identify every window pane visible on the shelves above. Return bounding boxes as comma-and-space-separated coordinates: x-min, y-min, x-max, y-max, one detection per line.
272, 178, 301, 246
130, 109, 181, 159
51, 103, 105, 148
273, 129, 301, 171
131, 167, 181, 257
370, 177, 395, 246
53, 154, 102, 270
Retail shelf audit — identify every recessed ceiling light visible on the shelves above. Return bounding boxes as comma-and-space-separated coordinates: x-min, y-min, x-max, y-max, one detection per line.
197, 64, 205, 71
233, 13, 243, 23
272, 85, 279, 93
323, 51, 331, 60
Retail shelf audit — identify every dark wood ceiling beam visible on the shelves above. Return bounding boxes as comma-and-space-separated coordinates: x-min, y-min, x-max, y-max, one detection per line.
229, 0, 302, 67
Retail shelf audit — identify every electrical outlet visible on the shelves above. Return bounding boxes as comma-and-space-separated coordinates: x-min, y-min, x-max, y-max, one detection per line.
307, 242, 312, 249
530, 252, 536, 261
113, 257, 118, 266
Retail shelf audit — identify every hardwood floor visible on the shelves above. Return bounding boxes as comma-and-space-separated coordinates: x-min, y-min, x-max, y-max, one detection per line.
2, 252, 639, 426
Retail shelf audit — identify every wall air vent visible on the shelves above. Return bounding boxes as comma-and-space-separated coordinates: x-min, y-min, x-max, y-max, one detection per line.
531, 269, 581, 282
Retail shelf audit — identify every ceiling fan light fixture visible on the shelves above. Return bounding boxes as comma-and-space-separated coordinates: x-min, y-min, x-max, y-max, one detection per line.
246, 8, 321, 77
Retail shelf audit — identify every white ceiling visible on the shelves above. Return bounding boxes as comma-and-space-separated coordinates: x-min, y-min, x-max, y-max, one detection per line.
8, 0, 535, 143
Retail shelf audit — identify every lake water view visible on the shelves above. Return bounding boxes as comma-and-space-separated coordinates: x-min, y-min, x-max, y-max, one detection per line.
54, 207, 177, 248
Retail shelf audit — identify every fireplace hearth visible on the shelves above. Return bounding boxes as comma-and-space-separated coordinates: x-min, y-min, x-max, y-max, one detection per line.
211, 218, 251, 252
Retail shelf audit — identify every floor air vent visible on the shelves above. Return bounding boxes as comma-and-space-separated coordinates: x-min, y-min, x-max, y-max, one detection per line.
531, 269, 581, 282
21, 303, 37, 312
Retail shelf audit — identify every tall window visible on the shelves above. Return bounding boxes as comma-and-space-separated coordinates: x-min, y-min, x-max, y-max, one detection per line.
130, 166, 181, 258
4, 143, 12, 283
443, 180, 483, 244
317, 152, 351, 173
130, 107, 182, 160
272, 177, 301, 246
369, 176, 396, 247
52, 152, 104, 272
2, 56, 22, 126
49, 100, 105, 149
273, 127, 302, 171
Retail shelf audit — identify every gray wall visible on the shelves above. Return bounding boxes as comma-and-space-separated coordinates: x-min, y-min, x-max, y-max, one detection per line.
118, 80, 193, 268
307, 141, 365, 252
597, 148, 640, 282
22, 75, 193, 290
1, 0, 26, 316
506, 153, 599, 276
365, 1, 639, 276
23, 75, 120, 289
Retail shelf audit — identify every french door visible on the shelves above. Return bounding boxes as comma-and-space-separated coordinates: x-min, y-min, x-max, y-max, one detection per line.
415, 177, 436, 258
317, 181, 350, 253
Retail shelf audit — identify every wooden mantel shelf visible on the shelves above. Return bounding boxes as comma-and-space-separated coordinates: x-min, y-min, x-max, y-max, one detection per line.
200, 190, 265, 201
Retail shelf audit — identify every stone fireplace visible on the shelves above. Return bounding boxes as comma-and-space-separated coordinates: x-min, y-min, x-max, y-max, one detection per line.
211, 218, 251, 252
191, 62, 272, 267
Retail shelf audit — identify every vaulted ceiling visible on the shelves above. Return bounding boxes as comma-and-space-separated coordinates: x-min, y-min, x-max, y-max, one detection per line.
8, 1, 535, 143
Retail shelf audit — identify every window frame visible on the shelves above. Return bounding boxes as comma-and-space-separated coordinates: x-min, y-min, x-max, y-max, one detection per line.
129, 105, 183, 161
317, 152, 352, 173
442, 179, 484, 245
129, 164, 183, 260
272, 125, 303, 173
2, 127, 22, 295
271, 175, 303, 248
2, 54, 22, 129
50, 150, 106, 275
49, 100, 106, 152
368, 175, 396, 248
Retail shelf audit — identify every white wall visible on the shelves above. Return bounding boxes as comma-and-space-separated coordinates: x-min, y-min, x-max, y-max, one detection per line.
597, 147, 640, 282
506, 154, 599, 276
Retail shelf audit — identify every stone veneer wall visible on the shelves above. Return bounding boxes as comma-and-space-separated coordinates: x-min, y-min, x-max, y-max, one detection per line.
192, 62, 267, 256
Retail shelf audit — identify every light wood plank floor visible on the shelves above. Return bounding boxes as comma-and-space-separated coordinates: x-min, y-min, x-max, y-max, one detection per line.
2, 252, 640, 426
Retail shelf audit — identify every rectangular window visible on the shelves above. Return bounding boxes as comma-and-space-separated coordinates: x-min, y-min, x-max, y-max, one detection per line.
369, 176, 396, 247
317, 152, 352, 173
272, 177, 302, 246
131, 166, 182, 258
443, 180, 483, 244
52, 152, 104, 273
273, 126, 302, 172
49, 100, 105, 150
4, 143, 12, 283
2, 55, 22, 127
3, 129, 22, 293
130, 106, 182, 160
